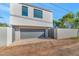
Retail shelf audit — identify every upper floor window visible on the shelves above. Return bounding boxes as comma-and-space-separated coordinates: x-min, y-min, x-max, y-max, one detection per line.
34, 9, 43, 18
22, 6, 28, 16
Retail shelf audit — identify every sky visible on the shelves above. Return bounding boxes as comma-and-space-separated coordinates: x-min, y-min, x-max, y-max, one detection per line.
0, 3, 79, 23
0, 3, 9, 23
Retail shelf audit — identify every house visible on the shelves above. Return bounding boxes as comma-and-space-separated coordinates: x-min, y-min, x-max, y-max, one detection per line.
1, 3, 78, 47
0, 3, 53, 46
10, 3, 53, 41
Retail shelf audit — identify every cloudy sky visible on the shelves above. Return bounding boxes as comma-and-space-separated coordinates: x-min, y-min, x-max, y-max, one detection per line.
0, 3, 79, 23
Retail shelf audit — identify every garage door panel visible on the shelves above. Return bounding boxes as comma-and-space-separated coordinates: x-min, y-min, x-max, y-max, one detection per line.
20, 29, 45, 39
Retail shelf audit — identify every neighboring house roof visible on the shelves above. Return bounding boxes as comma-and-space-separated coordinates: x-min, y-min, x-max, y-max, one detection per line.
20, 3, 53, 12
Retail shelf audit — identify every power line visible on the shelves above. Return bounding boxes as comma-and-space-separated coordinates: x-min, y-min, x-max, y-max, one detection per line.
32, 3, 72, 19
49, 3, 72, 12
37, 3, 68, 18
38, 3, 69, 13
36, 4, 60, 18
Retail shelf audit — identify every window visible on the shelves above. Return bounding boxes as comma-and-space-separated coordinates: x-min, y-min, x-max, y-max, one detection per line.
34, 9, 43, 18
22, 6, 28, 16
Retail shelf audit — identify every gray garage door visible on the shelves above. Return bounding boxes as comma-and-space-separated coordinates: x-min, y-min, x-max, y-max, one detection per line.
20, 29, 45, 39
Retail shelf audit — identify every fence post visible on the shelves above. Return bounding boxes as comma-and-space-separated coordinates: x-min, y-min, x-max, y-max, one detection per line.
7, 27, 13, 46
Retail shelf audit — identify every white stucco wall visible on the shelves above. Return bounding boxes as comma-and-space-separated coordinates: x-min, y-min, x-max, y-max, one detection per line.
0, 27, 7, 47
54, 29, 78, 39
10, 16, 52, 27
0, 27, 12, 47
7, 27, 13, 46
10, 3, 53, 28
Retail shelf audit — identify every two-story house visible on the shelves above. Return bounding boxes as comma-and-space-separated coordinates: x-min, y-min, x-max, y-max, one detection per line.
10, 3, 53, 41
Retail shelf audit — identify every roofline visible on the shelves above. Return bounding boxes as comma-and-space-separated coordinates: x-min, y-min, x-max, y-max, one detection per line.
20, 3, 53, 12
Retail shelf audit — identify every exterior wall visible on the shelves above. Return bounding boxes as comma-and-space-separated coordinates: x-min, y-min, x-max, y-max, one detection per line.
15, 27, 20, 41
10, 16, 52, 27
7, 27, 13, 46
0, 27, 7, 47
0, 27, 13, 47
54, 29, 78, 39
10, 3, 53, 28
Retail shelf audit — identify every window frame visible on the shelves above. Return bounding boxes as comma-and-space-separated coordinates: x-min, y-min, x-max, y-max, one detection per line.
22, 6, 28, 16
33, 9, 43, 19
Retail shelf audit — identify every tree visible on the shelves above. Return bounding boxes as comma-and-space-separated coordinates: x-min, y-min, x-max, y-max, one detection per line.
59, 18, 67, 28
54, 11, 79, 29
74, 12, 79, 29
74, 18, 79, 28
76, 11, 79, 18
0, 23, 8, 27
60, 12, 75, 28
53, 20, 60, 28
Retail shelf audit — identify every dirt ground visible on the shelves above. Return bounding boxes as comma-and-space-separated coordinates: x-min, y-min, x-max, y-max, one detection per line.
0, 39, 79, 56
